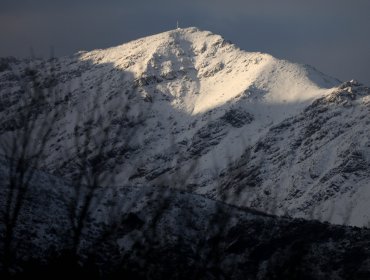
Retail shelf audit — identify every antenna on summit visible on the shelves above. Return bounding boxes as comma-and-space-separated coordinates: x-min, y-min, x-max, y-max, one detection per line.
176, 20, 180, 30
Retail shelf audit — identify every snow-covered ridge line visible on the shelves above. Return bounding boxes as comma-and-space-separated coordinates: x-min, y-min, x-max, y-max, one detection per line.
76, 27, 340, 114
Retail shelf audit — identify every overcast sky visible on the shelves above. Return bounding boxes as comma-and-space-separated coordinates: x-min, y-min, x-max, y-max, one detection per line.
1, 0, 369, 85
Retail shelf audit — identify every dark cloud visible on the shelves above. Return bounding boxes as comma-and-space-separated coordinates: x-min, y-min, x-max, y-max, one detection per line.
1, 0, 369, 84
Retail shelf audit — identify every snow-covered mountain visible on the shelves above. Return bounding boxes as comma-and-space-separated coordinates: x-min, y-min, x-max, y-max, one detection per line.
1, 27, 370, 226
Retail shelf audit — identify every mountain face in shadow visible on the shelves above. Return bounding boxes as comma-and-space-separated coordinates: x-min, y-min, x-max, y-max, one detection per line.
1, 160, 370, 279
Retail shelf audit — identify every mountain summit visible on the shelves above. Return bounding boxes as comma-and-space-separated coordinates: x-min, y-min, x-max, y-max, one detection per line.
79, 27, 340, 115
2, 27, 370, 226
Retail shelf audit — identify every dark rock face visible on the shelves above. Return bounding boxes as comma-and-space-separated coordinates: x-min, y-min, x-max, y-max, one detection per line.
187, 108, 254, 158
221, 108, 254, 128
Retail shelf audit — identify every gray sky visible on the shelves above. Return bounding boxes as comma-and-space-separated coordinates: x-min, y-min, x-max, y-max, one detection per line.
1, 0, 370, 85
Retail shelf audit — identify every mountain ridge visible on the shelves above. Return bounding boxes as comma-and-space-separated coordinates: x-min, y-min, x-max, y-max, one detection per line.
1, 27, 369, 226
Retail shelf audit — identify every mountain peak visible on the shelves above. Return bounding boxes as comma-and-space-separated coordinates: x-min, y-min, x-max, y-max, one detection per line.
76, 27, 339, 116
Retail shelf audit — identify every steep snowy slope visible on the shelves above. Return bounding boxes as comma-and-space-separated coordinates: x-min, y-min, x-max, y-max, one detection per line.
5, 27, 369, 227
219, 80, 370, 226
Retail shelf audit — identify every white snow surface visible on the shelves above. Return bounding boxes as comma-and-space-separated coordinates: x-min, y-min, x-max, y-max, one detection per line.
79, 27, 337, 114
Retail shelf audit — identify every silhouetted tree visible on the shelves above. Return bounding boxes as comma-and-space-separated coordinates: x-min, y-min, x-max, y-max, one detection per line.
63, 79, 149, 261
0, 59, 64, 274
